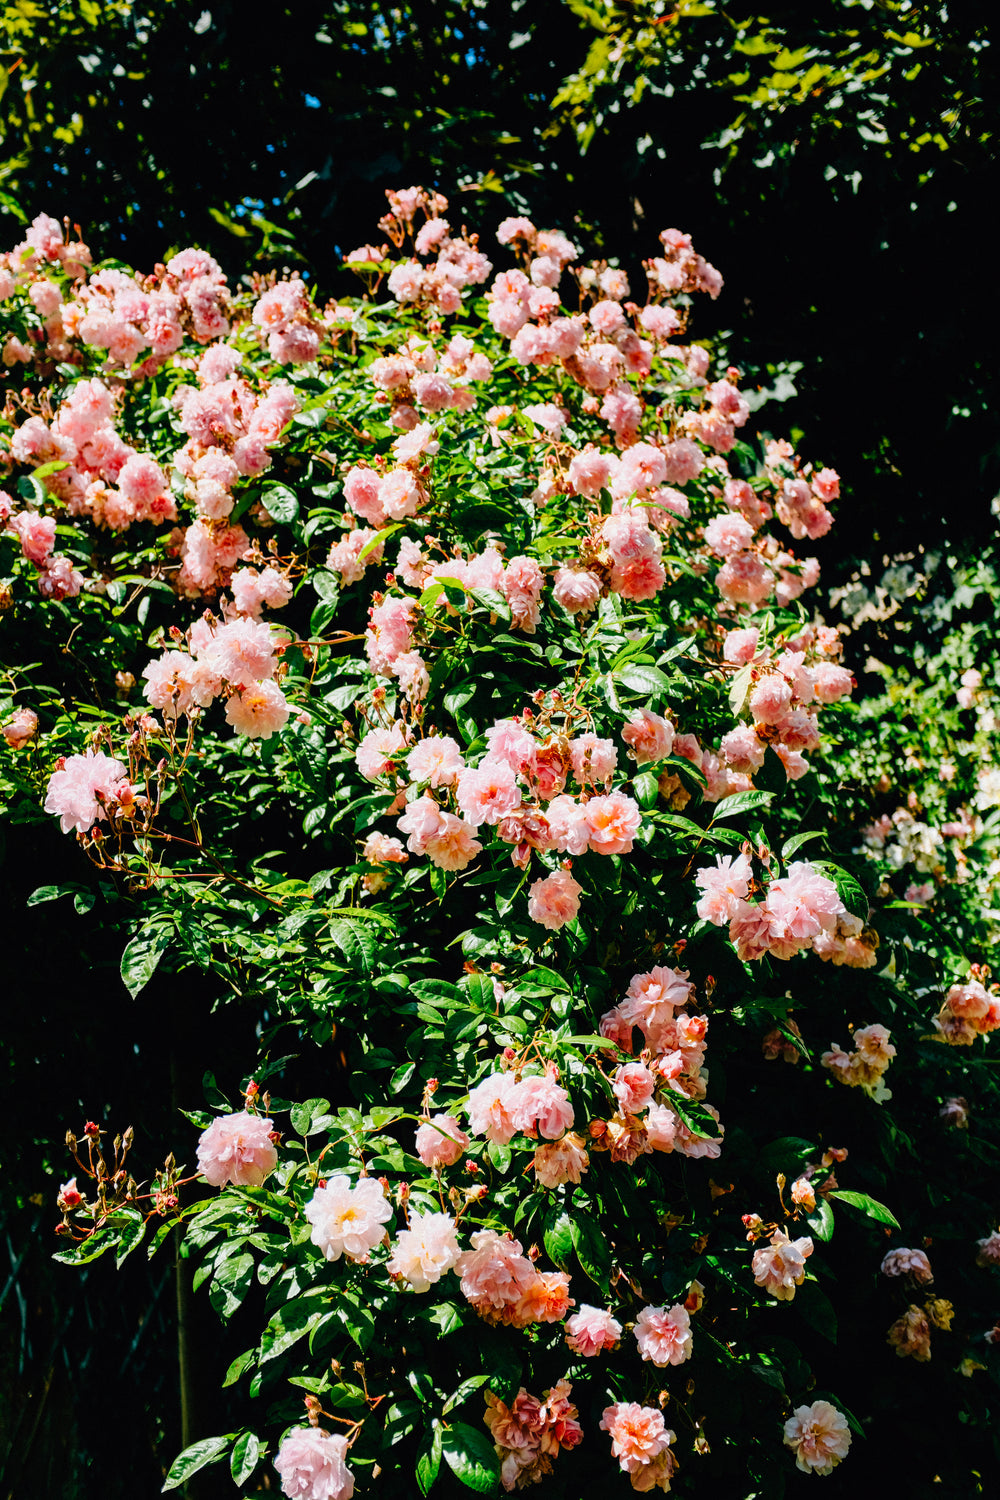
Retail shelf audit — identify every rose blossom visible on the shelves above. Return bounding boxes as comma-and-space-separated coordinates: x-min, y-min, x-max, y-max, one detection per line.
527, 869, 583, 930
533, 1132, 589, 1187
612, 1062, 657, 1114
3, 708, 38, 748
510, 1069, 575, 1139
783, 1401, 851, 1476
881, 1247, 933, 1283
224, 680, 291, 739
887, 1304, 932, 1360
601, 1402, 674, 1476
622, 708, 674, 765
274, 1427, 354, 1500
304, 1175, 392, 1262
408, 734, 464, 788
751, 1227, 813, 1300
467, 1073, 520, 1143
415, 1113, 470, 1168
584, 792, 641, 855
456, 1228, 536, 1315
565, 1304, 622, 1356
386, 1209, 461, 1291
634, 1303, 693, 1367
197, 1111, 277, 1187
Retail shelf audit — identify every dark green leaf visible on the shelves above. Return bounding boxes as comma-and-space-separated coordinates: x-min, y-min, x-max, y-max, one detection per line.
441, 1421, 501, 1494
162, 1434, 235, 1491
827, 1190, 899, 1228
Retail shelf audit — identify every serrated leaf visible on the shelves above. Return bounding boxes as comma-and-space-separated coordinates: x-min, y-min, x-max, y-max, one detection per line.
827, 1190, 899, 1228
162, 1434, 235, 1491
441, 1422, 500, 1494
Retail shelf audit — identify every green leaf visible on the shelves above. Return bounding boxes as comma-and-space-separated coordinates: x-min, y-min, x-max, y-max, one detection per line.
796, 1280, 837, 1342
805, 1198, 835, 1242
261, 483, 300, 524
781, 830, 826, 860
115, 1207, 146, 1267
469, 586, 511, 623
441, 1422, 501, 1494
810, 862, 870, 924
162, 1434, 236, 1491
544, 1210, 575, 1268
290, 1097, 332, 1136
223, 1349, 256, 1388
416, 1422, 443, 1495
443, 1375, 492, 1415
230, 1431, 262, 1487
728, 661, 753, 715
571, 1213, 611, 1289
711, 789, 774, 821
633, 770, 659, 808
121, 927, 170, 999
827, 1190, 899, 1228
615, 662, 672, 696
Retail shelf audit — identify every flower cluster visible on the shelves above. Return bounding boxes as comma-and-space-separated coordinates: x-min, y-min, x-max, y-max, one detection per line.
821, 1024, 896, 1101
484, 1380, 583, 1491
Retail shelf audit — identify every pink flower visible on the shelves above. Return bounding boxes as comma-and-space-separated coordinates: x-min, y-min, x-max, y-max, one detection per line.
415, 1113, 470, 1168
622, 708, 674, 765
196, 1111, 277, 1187
723, 627, 760, 665
527, 869, 583, 930
3, 708, 38, 748
343, 465, 384, 525
751, 1228, 813, 1300
887, 1304, 932, 1360
44, 750, 130, 835
565, 1304, 622, 1356
569, 733, 618, 786
456, 761, 522, 826
601, 1402, 673, 1475
467, 1073, 520, 1143
424, 811, 482, 871
783, 1401, 851, 1476
645, 1102, 678, 1153
387, 1209, 461, 1291
634, 1303, 693, 1366
533, 1132, 589, 1187
304, 1175, 392, 1263
203, 618, 277, 687
10, 511, 57, 566
274, 1427, 354, 1500
408, 735, 465, 788
224, 681, 291, 739
512, 1269, 574, 1327
584, 793, 641, 854
362, 832, 407, 865
704, 513, 755, 557
694, 853, 752, 925
975, 1229, 1000, 1267
553, 566, 602, 615
456, 1229, 536, 1315
568, 446, 616, 496
881, 1248, 933, 1283
356, 723, 408, 781
510, 1069, 575, 1139
612, 1062, 656, 1113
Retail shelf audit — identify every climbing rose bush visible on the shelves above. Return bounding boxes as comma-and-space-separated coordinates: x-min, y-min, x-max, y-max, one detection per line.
3, 193, 1000, 1495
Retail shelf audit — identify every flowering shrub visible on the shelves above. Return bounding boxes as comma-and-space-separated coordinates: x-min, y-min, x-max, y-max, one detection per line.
3, 194, 999, 1494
